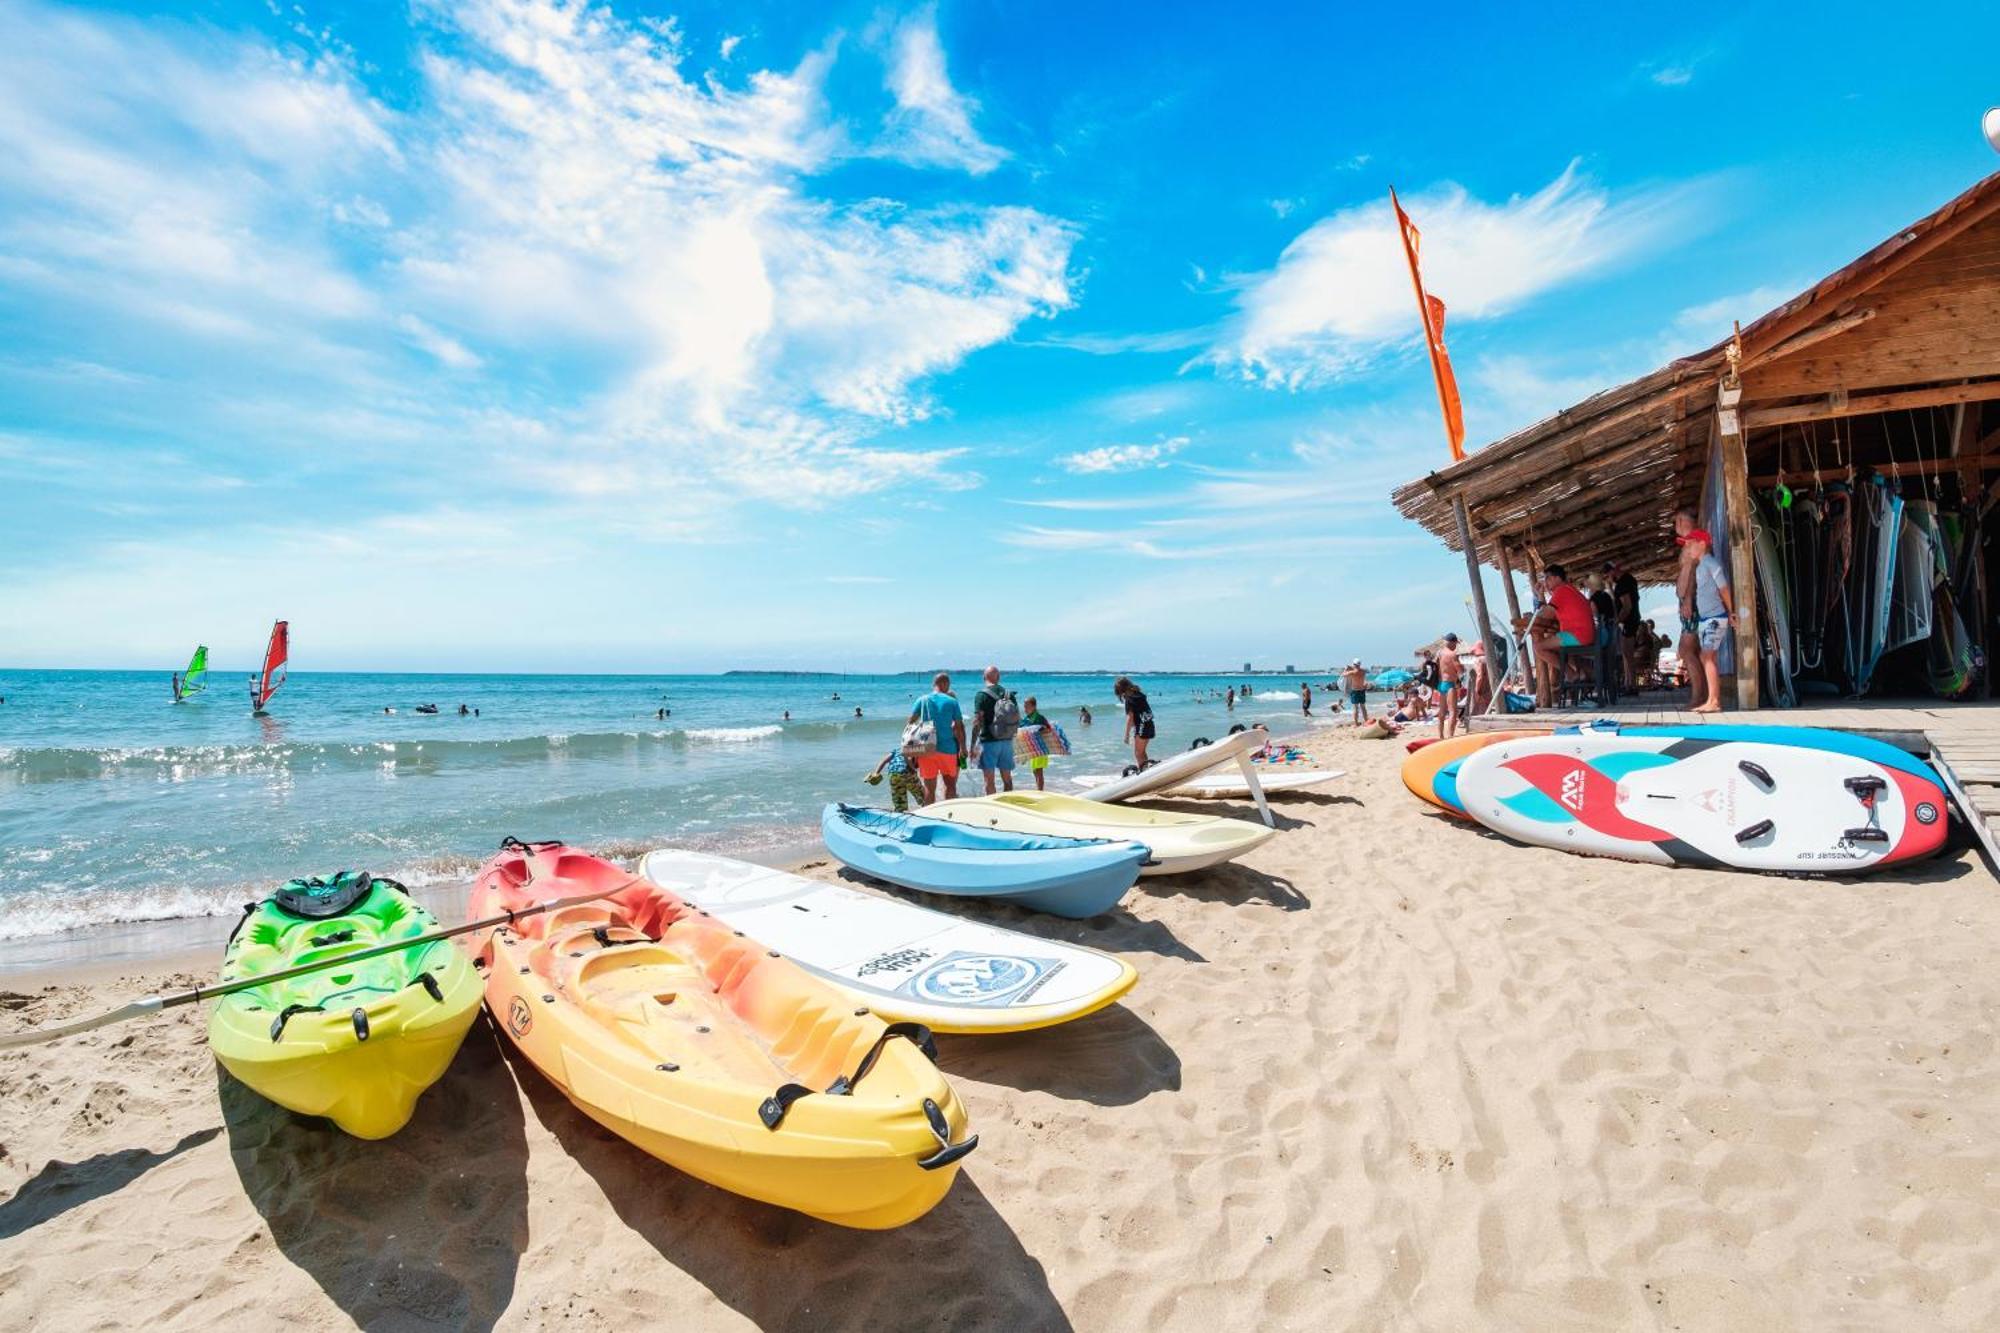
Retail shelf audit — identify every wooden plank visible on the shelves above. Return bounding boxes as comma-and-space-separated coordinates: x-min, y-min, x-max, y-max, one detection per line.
1742, 378, 2000, 429
1713, 412, 1760, 710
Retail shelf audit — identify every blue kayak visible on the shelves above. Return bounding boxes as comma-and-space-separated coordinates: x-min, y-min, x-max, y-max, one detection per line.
820, 803, 1148, 919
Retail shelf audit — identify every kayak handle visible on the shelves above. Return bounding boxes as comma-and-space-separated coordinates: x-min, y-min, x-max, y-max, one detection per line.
915, 1098, 978, 1171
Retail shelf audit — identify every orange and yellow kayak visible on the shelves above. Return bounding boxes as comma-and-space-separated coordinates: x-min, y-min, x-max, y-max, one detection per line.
471, 840, 976, 1229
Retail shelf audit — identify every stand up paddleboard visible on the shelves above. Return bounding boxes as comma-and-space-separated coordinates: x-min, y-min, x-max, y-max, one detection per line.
1074, 728, 1279, 824
1452, 724, 1949, 874
1399, 729, 1537, 818
638, 849, 1138, 1034
1070, 768, 1342, 799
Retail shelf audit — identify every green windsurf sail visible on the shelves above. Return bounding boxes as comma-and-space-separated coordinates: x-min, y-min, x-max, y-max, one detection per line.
174, 645, 209, 702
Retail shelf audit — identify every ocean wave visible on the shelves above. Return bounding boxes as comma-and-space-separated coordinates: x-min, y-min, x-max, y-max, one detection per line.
0, 824, 820, 944
684, 725, 782, 743
0, 722, 889, 784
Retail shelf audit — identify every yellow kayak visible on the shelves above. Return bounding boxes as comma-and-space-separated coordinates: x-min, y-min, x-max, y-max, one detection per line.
208, 872, 484, 1139
474, 840, 977, 1229
923, 790, 1276, 875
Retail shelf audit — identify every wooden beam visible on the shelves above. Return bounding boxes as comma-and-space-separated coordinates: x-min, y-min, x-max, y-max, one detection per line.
1495, 542, 1524, 626
1715, 411, 1761, 710
1744, 306, 1877, 368
1742, 378, 2000, 429
1747, 454, 2000, 487
1452, 495, 1498, 720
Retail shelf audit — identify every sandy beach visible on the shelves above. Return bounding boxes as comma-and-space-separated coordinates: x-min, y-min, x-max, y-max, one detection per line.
2, 727, 1997, 1330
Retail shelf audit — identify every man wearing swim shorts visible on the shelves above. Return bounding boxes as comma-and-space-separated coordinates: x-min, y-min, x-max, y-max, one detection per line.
1341, 658, 1370, 725
1436, 632, 1464, 739
971, 665, 1018, 795
1683, 530, 1736, 714
908, 672, 966, 801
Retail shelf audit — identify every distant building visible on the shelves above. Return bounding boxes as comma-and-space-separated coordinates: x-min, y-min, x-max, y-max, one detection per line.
1242, 661, 1252, 673
1284, 664, 1295, 673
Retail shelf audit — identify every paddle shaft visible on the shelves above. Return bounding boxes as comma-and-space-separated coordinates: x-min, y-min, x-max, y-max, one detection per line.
0, 878, 640, 1051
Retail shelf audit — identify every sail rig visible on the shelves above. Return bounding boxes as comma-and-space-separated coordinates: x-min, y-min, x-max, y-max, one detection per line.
171, 644, 209, 703
250, 621, 288, 715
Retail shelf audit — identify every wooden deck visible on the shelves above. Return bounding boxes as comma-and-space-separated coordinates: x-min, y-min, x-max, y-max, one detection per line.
1467, 692, 2000, 872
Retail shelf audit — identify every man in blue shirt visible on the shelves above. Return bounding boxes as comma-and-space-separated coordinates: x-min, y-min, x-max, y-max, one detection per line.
908, 672, 967, 801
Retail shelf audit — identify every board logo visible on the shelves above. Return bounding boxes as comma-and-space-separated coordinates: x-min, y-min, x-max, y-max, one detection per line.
1559, 767, 1588, 813
506, 995, 533, 1038
1915, 801, 1939, 825
904, 952, 1057, 1007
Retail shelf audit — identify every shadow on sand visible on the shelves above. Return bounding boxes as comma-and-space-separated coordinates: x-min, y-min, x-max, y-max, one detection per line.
1141, 860, 1310, 912
513, 1061, 1073, 1331
831, 867, 1205, 962
938, 1002, 1179, 1106
220, 1016, 529, 1333
0, 1126, 220, 1241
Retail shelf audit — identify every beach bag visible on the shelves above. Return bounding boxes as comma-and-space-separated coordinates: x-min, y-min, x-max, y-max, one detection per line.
901, 698, 939, 758
988, 691, 1021, 740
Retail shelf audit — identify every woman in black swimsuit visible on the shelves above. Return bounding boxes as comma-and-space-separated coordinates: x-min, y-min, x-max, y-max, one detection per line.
1112, 676, 1156, 769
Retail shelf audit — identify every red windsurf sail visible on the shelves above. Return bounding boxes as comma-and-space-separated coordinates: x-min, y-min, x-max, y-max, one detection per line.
252, 620, 289, 712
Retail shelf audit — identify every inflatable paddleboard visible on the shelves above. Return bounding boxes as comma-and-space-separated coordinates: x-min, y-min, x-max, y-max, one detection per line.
638, 849, 1137, 1034
1399, 730, 1538, 818
1453, 725, 1948, 873
1074, 728, 1269, 804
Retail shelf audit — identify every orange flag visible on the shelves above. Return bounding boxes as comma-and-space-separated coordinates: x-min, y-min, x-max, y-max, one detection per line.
1390, 188, 1466, 462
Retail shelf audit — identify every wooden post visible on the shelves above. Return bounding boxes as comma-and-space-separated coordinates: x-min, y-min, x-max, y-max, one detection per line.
1451, 494, 1499, 711
1715, 402, 1761, 710
1950, 404, 1994, 699
1494, 541, 1526, 704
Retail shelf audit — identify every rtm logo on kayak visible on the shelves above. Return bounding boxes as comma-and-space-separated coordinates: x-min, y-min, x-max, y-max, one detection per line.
1559, 767, 1587, 813
507, 995, 532, 1038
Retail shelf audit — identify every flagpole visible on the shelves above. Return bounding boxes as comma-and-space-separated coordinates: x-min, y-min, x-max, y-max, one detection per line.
1390, 187, 1499, 712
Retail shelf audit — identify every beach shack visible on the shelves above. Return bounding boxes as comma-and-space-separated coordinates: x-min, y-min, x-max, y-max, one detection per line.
1390, 171, 2000, 861
1393, 170, 2000, 710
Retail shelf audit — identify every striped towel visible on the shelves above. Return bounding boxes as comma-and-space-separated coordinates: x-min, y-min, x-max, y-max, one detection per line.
1013, 724, 1071, 759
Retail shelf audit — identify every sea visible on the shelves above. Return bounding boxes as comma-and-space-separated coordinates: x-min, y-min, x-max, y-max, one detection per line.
0, 669, 1346, 964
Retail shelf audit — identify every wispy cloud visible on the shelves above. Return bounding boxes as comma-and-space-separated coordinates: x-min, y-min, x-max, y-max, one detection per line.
1028, 326, 1210, 356
1055, 436, 1188, 474
874, 5, 1007, 175
0, 0, 1072, 522
1205, 163, 1710, 390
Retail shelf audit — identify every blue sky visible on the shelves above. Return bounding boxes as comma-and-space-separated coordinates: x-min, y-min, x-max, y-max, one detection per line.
1, 0, 1996, 672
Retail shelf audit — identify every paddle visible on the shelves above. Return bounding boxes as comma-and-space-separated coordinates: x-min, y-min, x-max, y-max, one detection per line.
0, 878, 639, 1051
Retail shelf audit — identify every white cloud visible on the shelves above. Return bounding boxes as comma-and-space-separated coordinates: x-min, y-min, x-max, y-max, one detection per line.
1056, 436, 1188, 474
720, 34, 742, 60
1650, 64, 1695, 87
1207, 163, 1706, 390
0, 0, 1072, 520
875, 5, 1007, 175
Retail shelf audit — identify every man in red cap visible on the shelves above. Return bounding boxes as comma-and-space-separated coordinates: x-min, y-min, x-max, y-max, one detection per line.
1682, 527, 1736, 712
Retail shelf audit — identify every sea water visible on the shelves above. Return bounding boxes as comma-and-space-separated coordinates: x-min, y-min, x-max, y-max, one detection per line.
0, 669, 1349, 950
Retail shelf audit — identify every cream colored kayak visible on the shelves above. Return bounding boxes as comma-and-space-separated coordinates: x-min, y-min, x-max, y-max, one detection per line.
922, 790, 1276, 876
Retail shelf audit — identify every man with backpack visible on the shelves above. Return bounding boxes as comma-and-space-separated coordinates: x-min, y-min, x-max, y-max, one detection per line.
970, 665, 1022, 794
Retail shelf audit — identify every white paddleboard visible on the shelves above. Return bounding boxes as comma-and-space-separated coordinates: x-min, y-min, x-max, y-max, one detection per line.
638, 848, 1138, 1034
1069, 768, 1344, 798
1074, 728, 1269, 803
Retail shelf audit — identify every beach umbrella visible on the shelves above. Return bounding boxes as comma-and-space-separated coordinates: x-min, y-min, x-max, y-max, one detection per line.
1371, 668, 1414, 689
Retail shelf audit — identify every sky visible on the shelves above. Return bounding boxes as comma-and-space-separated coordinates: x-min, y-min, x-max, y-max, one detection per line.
1, 0, 1996, 673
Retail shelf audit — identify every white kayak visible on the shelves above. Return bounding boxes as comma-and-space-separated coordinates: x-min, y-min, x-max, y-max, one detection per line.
638, 848, 1138, 1034
922, 790, 1276, 876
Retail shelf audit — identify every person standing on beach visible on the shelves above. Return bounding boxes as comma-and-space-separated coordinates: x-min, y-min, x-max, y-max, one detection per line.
970, 666, 1021, 795
1672, 509, 1710, 710
907, 672, 966, 801
1341, 659, 1370, 725
865, 747, 925, 812
1113, 676, 1155, 770
1684, 529, 1736, 714
1300, 681, 1313, 716
1436, 633, 1464, 739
